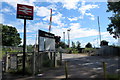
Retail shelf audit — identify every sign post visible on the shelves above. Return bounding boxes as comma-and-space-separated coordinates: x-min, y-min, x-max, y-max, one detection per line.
17, 4, 33, 75
23, 19, 26, 75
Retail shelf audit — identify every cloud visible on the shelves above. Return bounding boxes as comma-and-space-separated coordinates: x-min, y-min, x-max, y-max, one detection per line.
52, 12, 65, 26
37, 7, 65, 27
35, 6, 50, 17
1, 0, 35, 9
0, 13, 4, 24
46, 4, 57, 10
35, 6, 65, 27
51, 23, 99, 40
78, 1, 99, 19
68, 17, 78, 21
101, 32, 118, 44
62, 0, 80, 10
27, 38, 36, 45
1, 8, 11, 12
27, 22, 49, 32
85, 13, 95, 20
69, 23, 99, 39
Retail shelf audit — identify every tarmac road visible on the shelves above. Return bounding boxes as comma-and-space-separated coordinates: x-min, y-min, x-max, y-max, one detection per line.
2, 53, 120, 80
39, 53, 120, 79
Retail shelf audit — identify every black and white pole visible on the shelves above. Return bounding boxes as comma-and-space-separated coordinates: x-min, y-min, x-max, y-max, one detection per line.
23, 19, 26, 76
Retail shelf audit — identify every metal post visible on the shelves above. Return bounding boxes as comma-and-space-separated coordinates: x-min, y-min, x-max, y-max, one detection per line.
67, 29, 71, 48
63, 32, 65, 43
67, 30, 69, 48
53, 52, 56, 67
97, 16, 101, 46
23, 19, 26, 76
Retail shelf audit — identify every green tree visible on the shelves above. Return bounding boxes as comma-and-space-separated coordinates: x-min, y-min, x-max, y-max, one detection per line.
85, 42, 92, 48
55, 41, 67, 48
76, 41, 81, 49
72, 41, 76, 48
107, 1, 120, 39
2, 25, 21, 46
100, 40, 108, 46
27, 45, 34, 52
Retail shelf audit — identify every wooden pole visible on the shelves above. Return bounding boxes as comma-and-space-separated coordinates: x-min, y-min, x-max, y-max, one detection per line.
103, 62, 107, 79
64, 61, 68, 79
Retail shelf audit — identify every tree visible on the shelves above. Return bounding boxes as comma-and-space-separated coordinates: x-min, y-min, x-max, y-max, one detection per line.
72, 41, 76, 48
85, 42, 92, 48
55, 41, 67, 48
2, 25, 21, 46
76, 41, 81, 49
27, 45, 34, 52
107, 1, 120, 39
100, 40, 108, 46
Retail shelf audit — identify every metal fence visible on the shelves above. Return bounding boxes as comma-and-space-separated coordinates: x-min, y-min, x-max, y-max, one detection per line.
96, 46, 120, 56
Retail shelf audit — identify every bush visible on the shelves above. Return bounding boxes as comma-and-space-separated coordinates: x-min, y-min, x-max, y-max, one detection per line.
66, 48, 79, 54
82, 48, 95, 54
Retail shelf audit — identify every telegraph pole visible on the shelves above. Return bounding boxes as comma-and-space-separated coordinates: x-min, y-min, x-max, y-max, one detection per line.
97, 16, 101, 46
63, 32, 65, 43
67, 29, 71, 48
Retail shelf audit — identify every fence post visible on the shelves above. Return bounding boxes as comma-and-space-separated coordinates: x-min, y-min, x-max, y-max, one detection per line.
64, 61, 68, 79
103, 62, 107, 79
6, 52, 9, 72
53, 52, 56, 67
50, 52, 53, 67
60, 52, 62, 65
33, 52, 36, 76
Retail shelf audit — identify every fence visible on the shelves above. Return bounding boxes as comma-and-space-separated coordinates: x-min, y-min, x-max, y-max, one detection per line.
2, 51, 62, 75
96, 46, 120, 56
2, 46, 23, 52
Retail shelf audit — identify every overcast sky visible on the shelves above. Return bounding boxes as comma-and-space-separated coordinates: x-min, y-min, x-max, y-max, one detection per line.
0, 0, 119, 47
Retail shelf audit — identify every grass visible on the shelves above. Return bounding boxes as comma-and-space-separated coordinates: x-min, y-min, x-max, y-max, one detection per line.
0, 50, 5, 59
107, 74, 120, 80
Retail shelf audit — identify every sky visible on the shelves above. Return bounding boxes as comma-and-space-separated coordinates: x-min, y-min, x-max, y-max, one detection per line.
0, 0, 119, 47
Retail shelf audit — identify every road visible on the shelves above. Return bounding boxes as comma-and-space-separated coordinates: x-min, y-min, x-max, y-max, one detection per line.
2, 53, 120, 79
39, 53, 120, 79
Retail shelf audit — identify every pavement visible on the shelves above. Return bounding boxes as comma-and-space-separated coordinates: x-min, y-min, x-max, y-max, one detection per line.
2, 53, 120, 80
